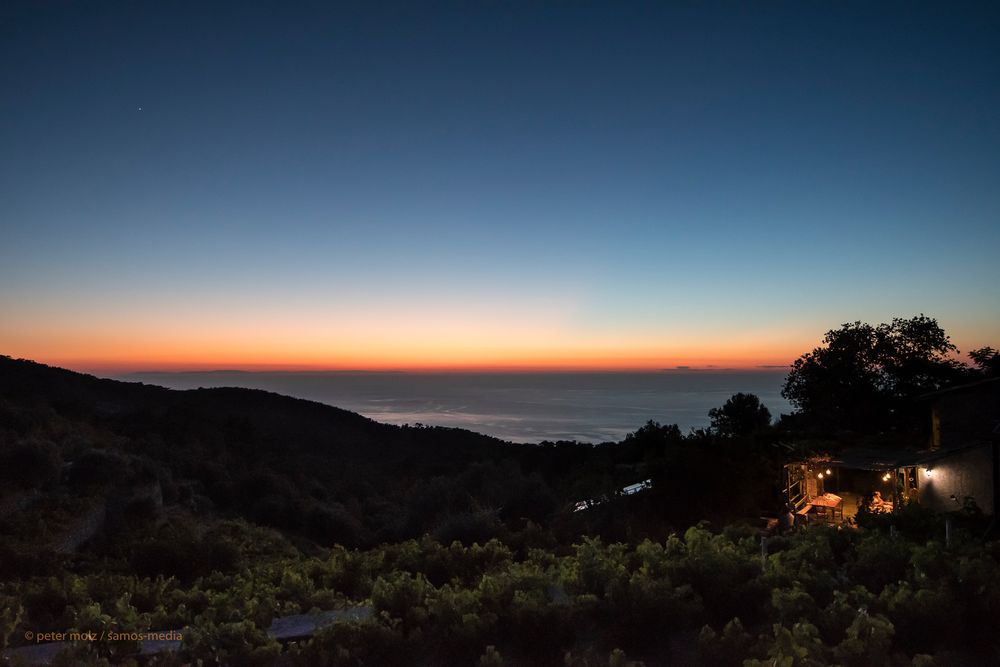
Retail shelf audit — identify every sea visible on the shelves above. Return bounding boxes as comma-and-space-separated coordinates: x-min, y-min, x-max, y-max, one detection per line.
119, 371, 793, 444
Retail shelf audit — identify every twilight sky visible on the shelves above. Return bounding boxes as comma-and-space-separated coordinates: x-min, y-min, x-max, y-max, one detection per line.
2, 1, 998, 372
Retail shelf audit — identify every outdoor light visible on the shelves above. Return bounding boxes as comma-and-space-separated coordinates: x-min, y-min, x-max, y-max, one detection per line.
925, 468, 933, 477
818, 473, 824, 479
825, 468, 832, 475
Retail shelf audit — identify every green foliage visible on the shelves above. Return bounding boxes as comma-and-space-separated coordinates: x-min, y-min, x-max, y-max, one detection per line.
564, 537, 629, 597
745, 621, 829, 667
3, 525, 1000, 664
371, 571, 430, 624
880, 581, 961, 654
814, 586, 874, 645
184, 619, 281, 666
848, 532, 913, 594
5, 355, 1000, 664
126, 525, 241, 583
668, 526, 767, 626
292, 618, 411, 666
855, 496, 940, 541
698, 617, 753, 667
772, 584, 818, 626
479, 644, 504, 666
832, 612, 895, 666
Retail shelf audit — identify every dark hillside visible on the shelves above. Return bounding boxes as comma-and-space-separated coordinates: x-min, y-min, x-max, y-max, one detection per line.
0, 356, 524, 549
0, 356, 509, 463
0, 356, 791, 549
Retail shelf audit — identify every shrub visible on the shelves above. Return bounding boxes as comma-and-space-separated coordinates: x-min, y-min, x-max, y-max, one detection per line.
305, 504, 363, 548
432, 510, 503, 546
848, 532, 913, 594
698, 618, 753, 667
67, 449, 127, 490
0, 439, 61, 489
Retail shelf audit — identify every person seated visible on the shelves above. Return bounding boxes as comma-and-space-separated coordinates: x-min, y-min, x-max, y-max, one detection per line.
870, 491, 888, 512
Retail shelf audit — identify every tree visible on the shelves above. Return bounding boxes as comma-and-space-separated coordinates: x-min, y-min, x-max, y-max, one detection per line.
969, 347, 1000, 377
781, 315, 968, 434
708, 393, 771, 437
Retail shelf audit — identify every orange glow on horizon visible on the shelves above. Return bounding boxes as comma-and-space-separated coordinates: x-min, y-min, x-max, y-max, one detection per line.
9, 332, 992, 375
1, 306, 811, 374
6, 309, 990, 376
16, 341, 800, 375
38, 359, 796, 376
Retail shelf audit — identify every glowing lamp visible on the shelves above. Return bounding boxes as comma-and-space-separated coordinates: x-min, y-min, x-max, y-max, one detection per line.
825, 468, 832, 475
818, 473, 824, 479
924, 468, 933, 477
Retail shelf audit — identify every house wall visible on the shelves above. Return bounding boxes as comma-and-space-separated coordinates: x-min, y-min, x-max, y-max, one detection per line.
918, 445, 994, 515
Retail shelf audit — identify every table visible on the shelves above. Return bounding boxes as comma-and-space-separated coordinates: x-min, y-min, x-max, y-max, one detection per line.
809, 493, 844, 522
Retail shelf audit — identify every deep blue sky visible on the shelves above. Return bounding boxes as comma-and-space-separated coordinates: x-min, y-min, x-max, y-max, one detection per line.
2, 1, 998, 370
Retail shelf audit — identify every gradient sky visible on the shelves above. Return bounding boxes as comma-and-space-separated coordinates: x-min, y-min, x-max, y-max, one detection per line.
2, 1, 998, 372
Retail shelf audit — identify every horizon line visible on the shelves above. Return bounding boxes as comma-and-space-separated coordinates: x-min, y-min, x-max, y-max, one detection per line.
112, 365, 793, 375
3, 354, 795, 376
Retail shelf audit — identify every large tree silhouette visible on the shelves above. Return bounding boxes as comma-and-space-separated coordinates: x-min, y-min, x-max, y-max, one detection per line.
781, 315, 968, 434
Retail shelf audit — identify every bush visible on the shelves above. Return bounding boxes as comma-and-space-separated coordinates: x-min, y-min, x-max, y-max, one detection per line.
856, 498, 940, 542
372, 571, 430, 625
698, 618, 753, 667
848, 532, 913, 594
128, 531, 240, 582
0, 439, 61, 489
67, 449, 127, 490
294, 619, 411, 666
432, 510, 503, 546
305, 504, 363, 548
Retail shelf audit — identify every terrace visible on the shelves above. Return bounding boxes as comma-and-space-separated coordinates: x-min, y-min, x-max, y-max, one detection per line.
784, 448, 929, 526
